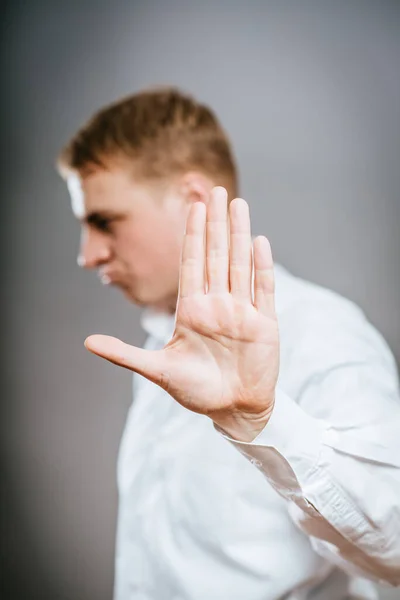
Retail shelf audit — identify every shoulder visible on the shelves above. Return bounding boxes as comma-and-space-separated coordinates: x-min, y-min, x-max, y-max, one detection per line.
274, 263, 397, 378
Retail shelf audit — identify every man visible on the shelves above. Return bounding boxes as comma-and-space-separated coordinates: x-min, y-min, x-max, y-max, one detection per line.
58, 87, 400, 599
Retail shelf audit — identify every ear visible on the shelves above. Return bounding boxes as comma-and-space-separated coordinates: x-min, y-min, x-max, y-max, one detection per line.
179, 171, 215, 206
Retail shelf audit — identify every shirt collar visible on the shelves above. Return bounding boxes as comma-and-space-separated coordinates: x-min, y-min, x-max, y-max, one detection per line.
140, 307, 176, 343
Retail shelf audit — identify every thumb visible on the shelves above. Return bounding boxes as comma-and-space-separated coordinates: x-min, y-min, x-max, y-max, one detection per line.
84, 334, 167, 386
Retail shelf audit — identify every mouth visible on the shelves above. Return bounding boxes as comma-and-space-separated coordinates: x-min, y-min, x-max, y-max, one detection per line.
99, 273, 112, 285
99, 273, 131, 293
98, 269, 121, 286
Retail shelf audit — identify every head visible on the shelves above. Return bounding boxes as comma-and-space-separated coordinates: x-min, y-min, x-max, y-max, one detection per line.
57, 87, 238, 313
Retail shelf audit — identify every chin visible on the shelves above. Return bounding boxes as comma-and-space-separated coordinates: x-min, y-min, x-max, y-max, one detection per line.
122, 288, 145, 305
119, 283, 149, 306
119, 282, 177, 312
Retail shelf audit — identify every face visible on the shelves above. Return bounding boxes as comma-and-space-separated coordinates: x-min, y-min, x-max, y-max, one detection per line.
67, 165, 192, 313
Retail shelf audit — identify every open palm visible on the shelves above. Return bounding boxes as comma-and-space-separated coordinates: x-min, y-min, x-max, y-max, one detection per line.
85, 187, 280, 441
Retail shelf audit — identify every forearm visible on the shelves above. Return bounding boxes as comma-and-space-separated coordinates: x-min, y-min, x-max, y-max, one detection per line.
215, 388, 400, 585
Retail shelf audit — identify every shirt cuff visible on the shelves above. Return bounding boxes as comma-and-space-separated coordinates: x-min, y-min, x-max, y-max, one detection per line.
214, 388, 329, 493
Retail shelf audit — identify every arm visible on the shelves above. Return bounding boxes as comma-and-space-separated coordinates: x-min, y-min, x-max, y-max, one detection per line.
217, 310, 400, 585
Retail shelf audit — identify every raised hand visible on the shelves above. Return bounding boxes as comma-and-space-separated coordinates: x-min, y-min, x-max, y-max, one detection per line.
85, 186, 280, 441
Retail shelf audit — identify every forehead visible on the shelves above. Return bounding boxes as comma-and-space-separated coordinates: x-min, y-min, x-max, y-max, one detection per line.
66, 167, 146, 219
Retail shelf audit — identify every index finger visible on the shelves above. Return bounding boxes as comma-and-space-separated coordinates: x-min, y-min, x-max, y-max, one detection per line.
179, 201, 206, 298
253, 235, 275, 315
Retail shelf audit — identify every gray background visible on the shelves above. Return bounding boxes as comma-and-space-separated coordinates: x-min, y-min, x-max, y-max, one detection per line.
1, 1, 399, 599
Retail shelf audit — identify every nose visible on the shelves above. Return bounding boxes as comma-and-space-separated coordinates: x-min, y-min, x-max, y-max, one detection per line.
77, 228, 111, 269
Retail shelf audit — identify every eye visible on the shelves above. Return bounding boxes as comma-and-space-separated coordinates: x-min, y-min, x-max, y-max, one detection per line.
87, 213, 119, 234
95, 218, 112, 233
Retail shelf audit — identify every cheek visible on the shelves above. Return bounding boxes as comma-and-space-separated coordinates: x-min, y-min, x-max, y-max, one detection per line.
116, 229, 157, 270
117, 217, 182, 273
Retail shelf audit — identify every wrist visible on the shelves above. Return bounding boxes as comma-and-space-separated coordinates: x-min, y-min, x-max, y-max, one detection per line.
212, 400, 275, 442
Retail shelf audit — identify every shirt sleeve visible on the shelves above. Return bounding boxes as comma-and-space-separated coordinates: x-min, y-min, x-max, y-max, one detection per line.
215, 302, 400, 586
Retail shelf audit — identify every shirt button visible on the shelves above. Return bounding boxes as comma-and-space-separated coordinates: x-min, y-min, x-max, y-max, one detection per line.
250, 458, 262, 468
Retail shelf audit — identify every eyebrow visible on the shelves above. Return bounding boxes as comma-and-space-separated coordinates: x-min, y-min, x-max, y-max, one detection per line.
83, 210, 122, 225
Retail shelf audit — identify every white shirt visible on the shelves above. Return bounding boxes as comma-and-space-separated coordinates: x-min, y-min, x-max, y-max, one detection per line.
114, 264, 400, 600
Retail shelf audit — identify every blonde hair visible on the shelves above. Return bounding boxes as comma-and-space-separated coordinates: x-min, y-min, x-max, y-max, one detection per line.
58, 86, 238, 199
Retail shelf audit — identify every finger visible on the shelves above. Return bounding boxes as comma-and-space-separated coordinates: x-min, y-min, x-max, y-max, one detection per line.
206, 186, 229, 294
84, 334, 167, 386
253, 236, 275, 315
179, 201, 206, 298
229, 197, 252, 301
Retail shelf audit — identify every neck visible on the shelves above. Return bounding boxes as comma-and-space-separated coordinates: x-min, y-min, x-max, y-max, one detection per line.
148, 294, 177, 315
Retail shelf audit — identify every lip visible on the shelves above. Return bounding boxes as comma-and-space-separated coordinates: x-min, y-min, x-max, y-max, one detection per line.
98, 270, 119, 286
100, 274, 112, 285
